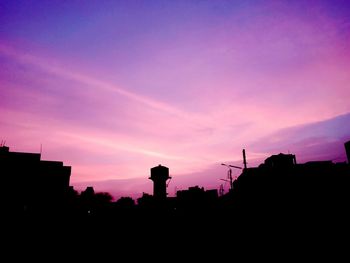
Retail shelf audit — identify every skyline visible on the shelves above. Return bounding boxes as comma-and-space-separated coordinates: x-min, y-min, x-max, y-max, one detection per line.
1, 1, 350, 199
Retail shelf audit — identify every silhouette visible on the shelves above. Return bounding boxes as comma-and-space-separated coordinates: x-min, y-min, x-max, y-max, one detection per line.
228, 148, 350, 228
1, 145, 71, 214
345, 140, 350, 163
114, 196, 135, 209
149, 164, 171, 200
12, 141, 349, 222
7, 139, 347, 257
176, 186, 218, 214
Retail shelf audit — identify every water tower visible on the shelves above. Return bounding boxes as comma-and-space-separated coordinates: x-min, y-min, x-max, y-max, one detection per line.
149, 165, 171, 200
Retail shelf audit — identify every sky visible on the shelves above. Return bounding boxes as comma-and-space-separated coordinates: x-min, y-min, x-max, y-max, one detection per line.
1, 0, 350, 199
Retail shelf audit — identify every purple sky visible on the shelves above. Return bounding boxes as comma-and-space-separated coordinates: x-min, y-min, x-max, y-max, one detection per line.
1, 0, 350, 199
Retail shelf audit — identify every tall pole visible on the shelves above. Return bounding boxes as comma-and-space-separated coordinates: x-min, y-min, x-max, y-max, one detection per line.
243, 149, 247, 169
229, 168, 233, 191
221, 163, 242, 192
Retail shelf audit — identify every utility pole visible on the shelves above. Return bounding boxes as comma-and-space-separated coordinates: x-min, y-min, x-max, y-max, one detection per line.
243, 149, 247, 169
221, 163, 242, 191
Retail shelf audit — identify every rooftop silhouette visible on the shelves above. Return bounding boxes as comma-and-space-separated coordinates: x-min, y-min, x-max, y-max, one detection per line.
13, 140, 350, 256
5, 140, 347, 220
1, 145, 71, 214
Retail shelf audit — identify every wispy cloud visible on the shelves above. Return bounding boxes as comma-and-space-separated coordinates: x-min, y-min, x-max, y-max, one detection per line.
1, 0, 350, 197
0, 44, 183, 115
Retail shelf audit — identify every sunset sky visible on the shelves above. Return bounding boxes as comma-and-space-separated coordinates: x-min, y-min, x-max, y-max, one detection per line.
1, 0, 350, 199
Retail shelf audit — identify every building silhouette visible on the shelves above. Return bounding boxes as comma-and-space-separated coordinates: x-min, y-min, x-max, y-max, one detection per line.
345, 140, 350, 164
231, 144, 350, 217
176, 186, 218, 212
9, 139, 349, 225
149, 164, 171, 200
262, 153, 297, 168
1, 146, 71, 212
15, 140, 350, 256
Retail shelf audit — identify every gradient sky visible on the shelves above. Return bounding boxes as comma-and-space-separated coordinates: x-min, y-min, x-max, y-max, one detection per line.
1, 0, 350, 199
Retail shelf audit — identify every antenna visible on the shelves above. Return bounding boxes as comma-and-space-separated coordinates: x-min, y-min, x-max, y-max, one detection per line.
40, 143, 43, 154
